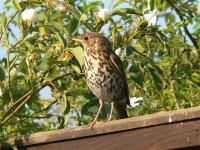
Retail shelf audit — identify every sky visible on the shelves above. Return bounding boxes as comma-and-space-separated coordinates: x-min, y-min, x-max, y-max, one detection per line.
0, 1, 199, 98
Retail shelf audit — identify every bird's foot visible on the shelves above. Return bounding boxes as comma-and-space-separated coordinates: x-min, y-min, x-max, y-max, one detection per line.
88, 120, 97, 129
107, 117, 112, 122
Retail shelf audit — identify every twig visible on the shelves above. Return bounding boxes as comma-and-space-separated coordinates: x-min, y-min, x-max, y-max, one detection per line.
2, 90, 33, 121
145, 35, 151, 56
1, 91, 33, 125
0, 73, 75, 126
5, 99, 58, 125
9, 39, 24, 51
6, 43, 14, 104
14, 115, 53, 119
166, 0, 199, 49
30, 99, 58, 115
8, 26, 18, 42
0, 11, 19, 40
49, 80, 59, 92
171, 80, 180, 109
9, 54, 19, 71
51, 72, 75, 82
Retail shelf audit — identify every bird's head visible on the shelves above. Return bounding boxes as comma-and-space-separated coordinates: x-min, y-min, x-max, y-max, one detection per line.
72, 32, 111, 52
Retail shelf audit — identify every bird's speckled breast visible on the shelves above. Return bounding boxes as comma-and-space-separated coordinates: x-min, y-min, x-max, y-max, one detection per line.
84, 50, 123, 102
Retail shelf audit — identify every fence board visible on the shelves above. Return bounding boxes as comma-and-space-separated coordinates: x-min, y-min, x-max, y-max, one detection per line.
2, 106, 200, 150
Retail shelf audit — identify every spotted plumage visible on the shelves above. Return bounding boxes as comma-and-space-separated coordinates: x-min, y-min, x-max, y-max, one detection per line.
73, 32, 130, 128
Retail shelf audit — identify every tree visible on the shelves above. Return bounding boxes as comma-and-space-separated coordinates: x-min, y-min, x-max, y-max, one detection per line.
0, 0, 199, 147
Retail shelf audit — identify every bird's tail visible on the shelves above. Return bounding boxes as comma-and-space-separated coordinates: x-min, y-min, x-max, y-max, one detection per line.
113, 102, 128, 119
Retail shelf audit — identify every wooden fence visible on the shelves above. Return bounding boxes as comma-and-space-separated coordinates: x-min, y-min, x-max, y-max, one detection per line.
2, 106, 200, 150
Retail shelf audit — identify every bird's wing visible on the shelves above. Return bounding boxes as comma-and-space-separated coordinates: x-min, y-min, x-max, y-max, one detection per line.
109, 50, 130, 105
110, 51, 124, 79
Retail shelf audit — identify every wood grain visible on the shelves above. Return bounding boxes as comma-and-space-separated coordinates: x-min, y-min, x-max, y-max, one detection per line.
2, 106, 200, 150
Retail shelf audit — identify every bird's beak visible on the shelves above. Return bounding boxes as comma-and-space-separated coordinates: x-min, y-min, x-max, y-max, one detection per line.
72, 35, 83, 43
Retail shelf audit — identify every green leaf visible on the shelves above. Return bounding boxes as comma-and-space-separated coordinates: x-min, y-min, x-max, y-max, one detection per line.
129, 65, 144, 88
48, 66, 60, 78
88, 1, 104, 8
2, 58, 7, 67
66, 4, 80, 19
148, 67, 163, 90
1, 12, 6, 29
32, 48, 45, 53
38, 12, 46, 21
12, 0, 22, 11
1, 12, 8, 44
113, 0, 126, 8
4, 0, 11, 5
60, 95, 70, 115
80, 13, 87, 22
24, 41, 35, 51
126, 46, 134, 56
17, 58, 28, 74
155, 65, 163, 75
72, 65, 81, 73
39, 26, 47, 34
67, 18, 79, 34
0, 66, 5, 81
111, 8, 141, 16
70, 47, 84, 66
131, 43, 145, 53
101, 103, 110, 119
82, 22, 95, 31
37, 59, 48, 71
49, 13, 68, 21
58, 116, 65, 129
56, 33, 65, 48
150, 0, 156, 11
18, 11, 26, 38
192, 73, 200, 83
46, 21, 69, 35
82, 99, 99, 116
95, 21, 104, 32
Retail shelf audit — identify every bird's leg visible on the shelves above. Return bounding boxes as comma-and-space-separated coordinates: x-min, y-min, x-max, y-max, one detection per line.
107, 101, 114, 121
89, 99, 104, 128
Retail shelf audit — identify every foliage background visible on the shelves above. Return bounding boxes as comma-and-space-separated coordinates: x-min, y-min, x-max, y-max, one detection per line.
0, 0, 200, 146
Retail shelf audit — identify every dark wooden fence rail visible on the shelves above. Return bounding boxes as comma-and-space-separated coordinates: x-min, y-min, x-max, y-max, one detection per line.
2, 107, 200, 150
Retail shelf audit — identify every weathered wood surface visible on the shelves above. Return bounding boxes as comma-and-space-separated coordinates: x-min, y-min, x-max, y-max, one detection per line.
3, 107, 200, 150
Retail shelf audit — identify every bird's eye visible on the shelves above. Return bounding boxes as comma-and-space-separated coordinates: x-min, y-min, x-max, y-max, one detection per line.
84, 36, 89, 41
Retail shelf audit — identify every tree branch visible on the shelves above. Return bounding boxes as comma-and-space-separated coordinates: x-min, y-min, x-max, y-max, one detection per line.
166, 0, 199, 49
0, 73, 75, 126
5, 99, 58, 125
1, 90, 33, 121
0, 11, 19, 40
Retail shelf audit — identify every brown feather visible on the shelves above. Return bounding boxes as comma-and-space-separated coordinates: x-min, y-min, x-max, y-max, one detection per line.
109, 50, 130, 106
73, 32, 130, 127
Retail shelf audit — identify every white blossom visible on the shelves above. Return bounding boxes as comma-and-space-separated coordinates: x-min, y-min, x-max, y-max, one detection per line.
129, 97, 143, 108
98, 9, 110, 21
34, 118, 50, 126
0, 88, 2, 96
144, 9, 159, 26
57, 4, 67, 12
22, 8, 38, 22
153, 51, 159, 63
115, 48, 122, 56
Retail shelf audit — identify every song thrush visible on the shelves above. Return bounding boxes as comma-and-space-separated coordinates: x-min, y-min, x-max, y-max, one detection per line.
73, 32, 130, 128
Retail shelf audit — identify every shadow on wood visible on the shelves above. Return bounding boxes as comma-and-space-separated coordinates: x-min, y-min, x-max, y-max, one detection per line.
2, 106, 200, 150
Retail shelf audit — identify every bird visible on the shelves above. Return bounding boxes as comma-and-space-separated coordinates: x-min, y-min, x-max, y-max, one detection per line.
72, 32, 130, 128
